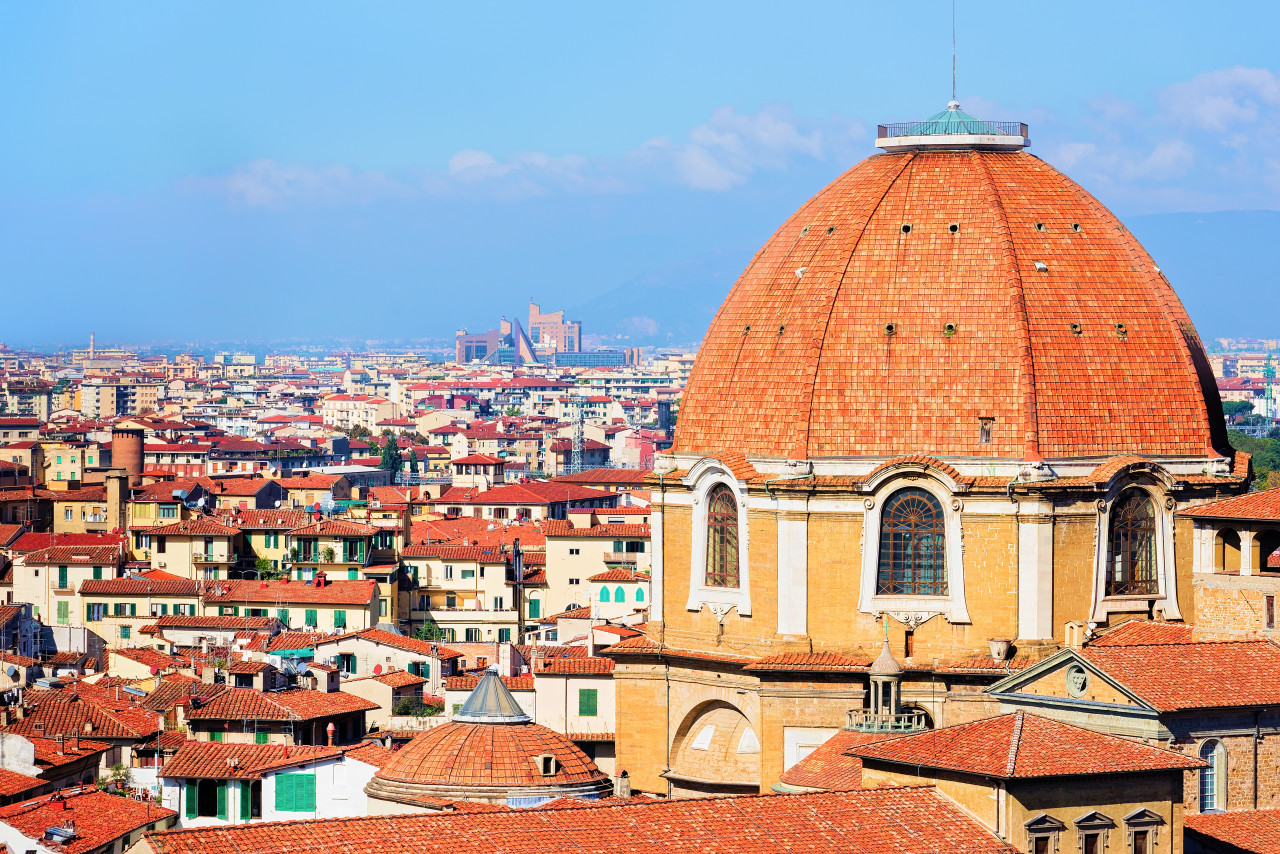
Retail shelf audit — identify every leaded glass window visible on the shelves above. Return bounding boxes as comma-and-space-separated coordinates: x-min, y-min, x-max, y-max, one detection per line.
1107, 489, 1158, 596
876, 488, 947, 596
705, 484, 739, 588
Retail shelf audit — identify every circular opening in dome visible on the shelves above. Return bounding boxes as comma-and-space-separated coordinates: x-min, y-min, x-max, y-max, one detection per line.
948, 223, 959, 234
1034, 222, 1046, 232
884, 323, 897, 336
826, 226, 836, 235
801, 226, 810, 235
943, 322, 958, 336
1071, 223, 1082, 233
900, 224, 912, 234
1115, 322, 1128, 336
1070, 323, 1083, 335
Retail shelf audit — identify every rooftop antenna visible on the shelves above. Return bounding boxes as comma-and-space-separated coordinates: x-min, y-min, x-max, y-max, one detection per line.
951, 0, 957, 106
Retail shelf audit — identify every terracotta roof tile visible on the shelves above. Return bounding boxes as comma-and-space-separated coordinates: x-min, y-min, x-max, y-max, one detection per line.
1185, 808, 1280, 854
1085, 620, 1195, 647
850, 711, 1205, 778
184, 688, 378, 722
0, 788, 176, 854
202, 578, 375, 606
746, 651, 872, 672
162, 740, 344, 780
1080, 640, 1280, 710
1179, 486, 1280, 521
778, 729, 892, 790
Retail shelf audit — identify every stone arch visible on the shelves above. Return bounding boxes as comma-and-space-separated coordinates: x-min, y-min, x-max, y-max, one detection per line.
1256, 528, 1280, 571
1216, 528, 1242, 573
669, 699, 761, 793
899, 704, 935, 730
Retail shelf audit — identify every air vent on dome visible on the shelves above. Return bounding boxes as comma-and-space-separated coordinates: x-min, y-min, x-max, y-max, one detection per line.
1071, 223, 1083, 233
943, 323, 958, 337
1034, 261, 1049, 273
883, 323, 897, 336
948, 223, 959, 234
1070, 323, 1083, 336
901, 224, 912, 234
1034, 222, 1046, 232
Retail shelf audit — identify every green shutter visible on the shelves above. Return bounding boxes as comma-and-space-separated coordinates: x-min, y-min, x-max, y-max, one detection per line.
210, 730, 223, 742
332, 610, 346, 629
161, 603, 169, 615
277, 608, 289, 624
298, 773, 315, 811
216, 780, 228, 820
92, 566, 102, 580
275, 774, 292, 812
274, 773, 316, 812
185, 780, 197, 818
305, 609, 317, 627
255, 731, 269, 745
615, 585, 625, 602
130, 602, 137, 617
57, 566, 67, 589
56, 601, 69, 625
239, 779, 251, 820
528, 599, 540, 619
120, 626, 130, 640
233, 606, 240, 617
348, 568, 358, 580
579, 688, 598, 717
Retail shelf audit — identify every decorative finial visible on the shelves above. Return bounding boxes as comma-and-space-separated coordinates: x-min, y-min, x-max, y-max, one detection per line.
952, 0, 957, 103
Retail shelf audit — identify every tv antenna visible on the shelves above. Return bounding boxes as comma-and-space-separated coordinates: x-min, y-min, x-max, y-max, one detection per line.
951, 0, 957, 102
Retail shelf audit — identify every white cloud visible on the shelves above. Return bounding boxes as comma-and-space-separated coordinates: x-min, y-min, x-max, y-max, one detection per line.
180, 159, 409, 208
1159, 67, 1280, 131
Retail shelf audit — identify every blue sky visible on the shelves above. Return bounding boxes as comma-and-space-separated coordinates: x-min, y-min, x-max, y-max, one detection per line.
4, 2, 1280, 348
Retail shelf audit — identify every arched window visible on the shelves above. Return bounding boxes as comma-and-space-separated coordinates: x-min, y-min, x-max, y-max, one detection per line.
705, 484, 740, 588
876, 488, 946, 596
1107, 489, 1158, 596
635, 587, 645, 602
599, 586, 610, 603
1199, 739, 1226, 812
614, 585, 625, 602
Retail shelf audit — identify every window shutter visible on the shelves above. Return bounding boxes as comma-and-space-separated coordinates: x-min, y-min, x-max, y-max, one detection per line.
130, 603, 137, 617
92, 566, 102, 580
528, 599, 540, 619
216, 781, 228, 820
233, 606, 240, 617
57, 601, 68, 625
210, 730, 223, 742
239, 779, 251, 820
348, 568, 358, 580
615, 586, 625, 602
275, 774, 292, 812
256, 731, 269, 745
579, 688, 598, 717
298, 773, 316, 811
277, 608, 289, 623
185, 780, 197, 818
305, 609, 317, 627
333, 610, 345, 629
57, 566, 68, 590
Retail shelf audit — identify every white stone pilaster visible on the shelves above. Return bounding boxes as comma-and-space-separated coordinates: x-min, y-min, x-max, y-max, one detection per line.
650, 503, 664, 621
1242, 528, 1257, 576
776, 511, 808, 636
1017, 514, 1054, 640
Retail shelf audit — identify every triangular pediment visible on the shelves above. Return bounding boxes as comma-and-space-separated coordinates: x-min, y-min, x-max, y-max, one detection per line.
1124, 808, 1164, 826
986, 649, 1155, 712
1075, 811, 1117, 830
1025, 813, 1067, 832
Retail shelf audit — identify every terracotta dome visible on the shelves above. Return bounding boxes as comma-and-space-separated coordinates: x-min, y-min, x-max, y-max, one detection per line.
365, 669, 611, 810
675, 117, 1227, 463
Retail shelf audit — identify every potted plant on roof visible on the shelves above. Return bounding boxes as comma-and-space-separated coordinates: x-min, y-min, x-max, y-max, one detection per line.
322, 546, 335, 564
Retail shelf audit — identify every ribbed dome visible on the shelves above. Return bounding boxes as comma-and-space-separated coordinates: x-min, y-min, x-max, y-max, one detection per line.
674, 147, 1228, 462
374, 720, 607, 788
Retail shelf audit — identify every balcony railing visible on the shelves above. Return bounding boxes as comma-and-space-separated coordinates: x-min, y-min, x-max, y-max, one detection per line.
603, 551, 638, 564
846, 711, 927, 734
878, 120, 1027, 138
193, 553, 236, 563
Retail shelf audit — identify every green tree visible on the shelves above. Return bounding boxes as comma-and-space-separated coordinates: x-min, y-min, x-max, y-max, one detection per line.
504, 406, 521, 417
408, 448, 419, 474
414, 623, 447, 642
1229, 429, 1280, 491
1223, 400, 1255, 418
380, 434, 401, 473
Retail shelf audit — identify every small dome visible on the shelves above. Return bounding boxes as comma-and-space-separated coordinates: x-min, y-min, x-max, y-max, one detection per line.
870, 638, 903, 677
365, 669, 611, 809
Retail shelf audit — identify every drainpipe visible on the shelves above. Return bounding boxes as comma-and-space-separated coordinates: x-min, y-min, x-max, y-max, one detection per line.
763, 462, 814, 498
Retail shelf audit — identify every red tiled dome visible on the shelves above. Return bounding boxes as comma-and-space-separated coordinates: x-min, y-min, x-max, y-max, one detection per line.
675, 148, 1228, 462
373, 721, 609, 791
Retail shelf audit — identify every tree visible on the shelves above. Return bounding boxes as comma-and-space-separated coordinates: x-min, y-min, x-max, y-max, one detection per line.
346, 424, 372, 440
407, 448, 419, 474
1224, 400, 1256, 418
414, 623, 447, 642
504, 406, 522, 417
379, 434, 401, 473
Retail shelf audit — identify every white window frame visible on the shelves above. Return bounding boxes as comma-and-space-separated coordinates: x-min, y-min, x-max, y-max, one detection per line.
684, 458, 751, 617
1089, 470, 1181, 623
857, 466, 969, 626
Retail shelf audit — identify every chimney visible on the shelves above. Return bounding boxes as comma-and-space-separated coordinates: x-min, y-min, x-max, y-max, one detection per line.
612, 770, 630, 798
326, 722, 335, 746
55, 734, 64, 755
498, 643, 513, 677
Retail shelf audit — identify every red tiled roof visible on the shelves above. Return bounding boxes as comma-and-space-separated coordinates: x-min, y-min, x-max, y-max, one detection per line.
265, 631, 329, 652
600, 634, 758, 665
81, 576, 200, 596
162, 740, 344, 779
0, 767, 42, 797
444, 675, 534, 691
184, 688, 378, 722
745, 651, 874, 672
552, 468, 651, 485
1180, 487, 1280, 521
6, 695, 161, 740
344, 742, 396, 769
850, 711, 1205, 779
673, 148, 1229, 461
533, 658, 614, 675
146, 518, 239, 537
202, 578, 375, 605
430, 482, 616, 507
778, 729, 893, 791
315, 628, 462, 660
109, 647, 187, 673
21, 545, 120, 565
215, 509, 312, 529
1079, 641, 1280, 711
153, 615, 274, 629
542, 520, 650, 538
1086, 620, 1195, 647
11, 531, 126, 553
285, 519, 378, 537
1184, 809, 1280, 854
347, 670, 427, 688
142, 787, 1015, 854
0, 788, 177, 854
586, 568, 648, 582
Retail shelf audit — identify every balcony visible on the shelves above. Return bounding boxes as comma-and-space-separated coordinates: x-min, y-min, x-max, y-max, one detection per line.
603, 551, 638, 564
193, 553, 236, 564
846, 711, 928, 734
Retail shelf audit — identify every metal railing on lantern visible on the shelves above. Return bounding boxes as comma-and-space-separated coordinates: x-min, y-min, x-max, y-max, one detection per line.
846, 709, 928, 734
878, 119, 1027, 138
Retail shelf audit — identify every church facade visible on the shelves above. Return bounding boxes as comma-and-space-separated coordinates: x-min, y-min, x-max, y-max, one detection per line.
607, 104, 1251, 797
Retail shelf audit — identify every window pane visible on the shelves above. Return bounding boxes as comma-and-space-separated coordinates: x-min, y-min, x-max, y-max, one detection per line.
1106, 489, 1159, 596
876, 488, 947, 596
704, 485, 740, 588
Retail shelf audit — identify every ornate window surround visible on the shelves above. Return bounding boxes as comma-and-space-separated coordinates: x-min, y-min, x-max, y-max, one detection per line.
1024, 813, 1065, 854
1089, 466, 1181, 623
684, 458, 751, 617
857, 466, 970, 626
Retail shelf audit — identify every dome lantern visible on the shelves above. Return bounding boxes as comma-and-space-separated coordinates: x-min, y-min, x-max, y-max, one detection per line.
875, 101, 1030, 151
